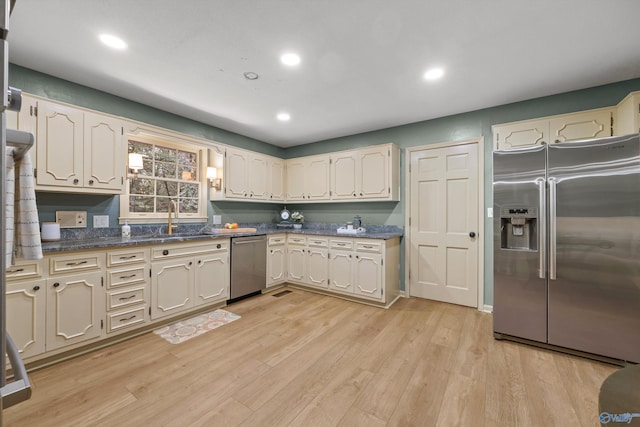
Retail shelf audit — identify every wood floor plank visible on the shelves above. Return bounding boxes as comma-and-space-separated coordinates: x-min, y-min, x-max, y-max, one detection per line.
3, 290, 618, 427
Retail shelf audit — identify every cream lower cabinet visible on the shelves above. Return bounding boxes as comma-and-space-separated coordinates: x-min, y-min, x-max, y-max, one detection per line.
151, 240, 229, 320
327, 237, 400, 304
267, 235, 287, 287
493, 108, 614, 150
45, 252, 105, 352
286, 235, 329, 289
5, 259, 46, 359
105, 247, 150, 335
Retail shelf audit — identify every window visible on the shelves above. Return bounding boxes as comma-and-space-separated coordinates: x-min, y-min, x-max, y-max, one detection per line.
120, 135, 207, 223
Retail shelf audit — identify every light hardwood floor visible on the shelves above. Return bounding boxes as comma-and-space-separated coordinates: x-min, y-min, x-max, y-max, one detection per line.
5, 290, 617, 426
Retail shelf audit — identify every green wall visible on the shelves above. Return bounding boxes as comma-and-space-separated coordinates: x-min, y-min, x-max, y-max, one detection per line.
12, 63, 640, 305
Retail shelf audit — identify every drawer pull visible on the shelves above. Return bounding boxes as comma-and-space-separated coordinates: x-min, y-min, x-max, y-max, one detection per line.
363, 245, 373, 249
119, 255, 137, 260
65, 260, 88, 266
336, 243, 346, 247
119, 315, 137, 322
162, 250, 169, 256
118, 295, 137, 301
6, 268, 24, 273
119, 274, 137, 279
313, 241, 323, 244
217, 244, 222, 249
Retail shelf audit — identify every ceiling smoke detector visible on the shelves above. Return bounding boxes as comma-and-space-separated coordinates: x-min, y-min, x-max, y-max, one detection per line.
243, 71, 259, 80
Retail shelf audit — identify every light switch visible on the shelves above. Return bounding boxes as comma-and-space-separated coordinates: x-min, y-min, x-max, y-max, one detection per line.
93, 215, 109, 228
487, 207, 493, 218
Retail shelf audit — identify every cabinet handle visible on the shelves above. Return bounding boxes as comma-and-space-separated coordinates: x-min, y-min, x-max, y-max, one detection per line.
198, 260, 202, 264
216, 244, 222, 249
355, 255, 359, 259
65, 260, 88, 266
119, 274, 137, 279
73, 178, 79, 184
349, 255, 352, 258
120, 315, 137, 322
119, 255, 137, 260
189, 261, 193, 266
353, 193, 357, 197
89, 179, 94, 185
6, 268, 24, 273
336, 243, 346, 246
33, 285, 40, 291
118, 295, 137, 301
363, 245, 373, 249
162, 249, 169, 256
270, 250, 273, 254
53, 282, 60, 288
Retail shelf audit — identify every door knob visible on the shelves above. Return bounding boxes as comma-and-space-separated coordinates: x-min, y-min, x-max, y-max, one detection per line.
469, 232, 476, 238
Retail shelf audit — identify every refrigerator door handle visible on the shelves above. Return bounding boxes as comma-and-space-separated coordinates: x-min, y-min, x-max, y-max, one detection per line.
549, 177, 557, 280
1, 333, 32, 409
537, 177, 546, 279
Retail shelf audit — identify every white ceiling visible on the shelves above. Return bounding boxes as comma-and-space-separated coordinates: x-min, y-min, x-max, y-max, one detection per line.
8, 0, 640, 147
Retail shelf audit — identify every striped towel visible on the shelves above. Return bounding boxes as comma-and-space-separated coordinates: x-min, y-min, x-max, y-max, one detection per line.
5, 147, 42, 266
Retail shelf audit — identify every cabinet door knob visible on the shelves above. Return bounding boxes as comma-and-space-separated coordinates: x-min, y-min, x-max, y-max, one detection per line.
189, 261, 193, 266
53, 282, 60, 288
198, 260, 201, 264
73, 178, 79, 184
162, 249, 169, 256
217, 244, 222, 249
353, 193, 357, 197
89, 179, 94, 185
33, 285, 40, 291
469, 231, 476, 238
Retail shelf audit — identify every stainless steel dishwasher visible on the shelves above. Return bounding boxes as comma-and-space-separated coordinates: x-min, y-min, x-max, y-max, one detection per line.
230, 235, 267, 301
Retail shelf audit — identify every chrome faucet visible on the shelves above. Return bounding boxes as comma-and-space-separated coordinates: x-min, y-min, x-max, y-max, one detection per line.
168, 200, 179, 235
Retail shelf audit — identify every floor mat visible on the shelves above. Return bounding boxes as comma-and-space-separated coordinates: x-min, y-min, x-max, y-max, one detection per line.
153, 309, 240, 344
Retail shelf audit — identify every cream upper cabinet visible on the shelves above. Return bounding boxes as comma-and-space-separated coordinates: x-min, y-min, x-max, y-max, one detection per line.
224, 147, 271, 201
34, 98, 125, 193
615, 91, 640, 135
331, 144, 399, 201
268, 157, 285, 202
247, 153, 268, 200
83, 111, 126, 192
36, 99, 84, 188
285, 154, 331, 202
493, 108, 614, 150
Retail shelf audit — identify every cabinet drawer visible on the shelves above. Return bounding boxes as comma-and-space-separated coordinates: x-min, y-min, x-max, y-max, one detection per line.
287, 235, 307, 245
107, 286, 146, 310
151, 240, 228, 260
107, 266, 147, 289
355, 240, 382, 253
48, 252, 103, 275
6, 260, 42, 281
107, 306, 146, 333
107, 248, 149, 267
330, 239, 354, 250
307, 237, 328, 248
268, 235, 286, 246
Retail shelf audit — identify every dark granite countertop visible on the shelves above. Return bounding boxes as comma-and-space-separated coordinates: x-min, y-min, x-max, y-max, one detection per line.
41, 224, 403, 253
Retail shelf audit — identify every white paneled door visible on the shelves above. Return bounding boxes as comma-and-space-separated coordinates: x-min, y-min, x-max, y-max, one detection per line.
408, 140, 480, 307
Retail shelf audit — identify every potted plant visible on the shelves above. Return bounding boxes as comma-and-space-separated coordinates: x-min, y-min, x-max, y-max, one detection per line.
291, 211, 304, 229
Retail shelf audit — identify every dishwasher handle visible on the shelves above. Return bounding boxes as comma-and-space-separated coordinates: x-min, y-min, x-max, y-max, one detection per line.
232, 238, 266, 245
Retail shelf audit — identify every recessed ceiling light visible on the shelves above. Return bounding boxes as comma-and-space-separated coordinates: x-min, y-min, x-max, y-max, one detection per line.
280, 53, 301, 66
423, 67, 444, 81
277, 112, 291, 122
243, 71, 259, 80
99, 34, 127, 50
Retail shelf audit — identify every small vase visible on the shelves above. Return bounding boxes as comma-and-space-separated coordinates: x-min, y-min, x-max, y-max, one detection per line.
293, 223, 302, 229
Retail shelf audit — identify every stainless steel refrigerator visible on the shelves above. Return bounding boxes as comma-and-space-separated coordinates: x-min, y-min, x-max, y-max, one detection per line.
493, 133, 640, 363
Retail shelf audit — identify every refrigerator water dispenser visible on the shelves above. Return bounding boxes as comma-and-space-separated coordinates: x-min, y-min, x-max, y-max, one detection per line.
500, 207, 537, 251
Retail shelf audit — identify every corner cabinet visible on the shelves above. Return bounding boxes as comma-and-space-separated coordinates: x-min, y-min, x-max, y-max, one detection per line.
493, 108, 614, 150
221, 147, 284, 202
286, 154, 331, 202
267, 234, 287, 287
30, 97, 126, 194
615, 91, 640, 135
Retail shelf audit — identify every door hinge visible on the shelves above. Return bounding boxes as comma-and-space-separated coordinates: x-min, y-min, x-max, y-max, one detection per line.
121, 127, 124, 135
408, 217, 411, 226
33, 168, 37, 178
388, 187, 390, 194
382, 288, 384, 296
121, 176, 124, 185
149, 307, 151, 316
381, 259, 384, 266
408, 269, 411, 281
149, 269, 151, 278
101, 319, 104, 329
30, 106, 37, 116
388, 149, 390, 156
329, 158, 332, 164
101, 277, 104, 286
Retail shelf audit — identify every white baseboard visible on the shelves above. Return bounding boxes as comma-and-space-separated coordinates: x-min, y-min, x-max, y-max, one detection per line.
482, 304, 493, 313
399, 290, 408, 298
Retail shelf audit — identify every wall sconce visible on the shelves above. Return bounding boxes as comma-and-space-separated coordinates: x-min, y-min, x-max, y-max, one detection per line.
128, 153, 144, 176
207, 167, 222, 190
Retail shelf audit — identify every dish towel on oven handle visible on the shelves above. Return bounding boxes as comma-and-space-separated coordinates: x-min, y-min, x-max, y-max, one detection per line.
5, 147, 42, 267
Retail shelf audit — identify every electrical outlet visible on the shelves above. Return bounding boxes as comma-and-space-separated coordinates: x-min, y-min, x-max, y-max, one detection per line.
93, 215, 109, 228
56, 211, 88, 228
212, 215, 222, 225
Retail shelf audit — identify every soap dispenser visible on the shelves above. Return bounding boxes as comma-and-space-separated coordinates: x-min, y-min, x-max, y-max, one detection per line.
353, 215, 362, 229
121, 220, 131, 237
